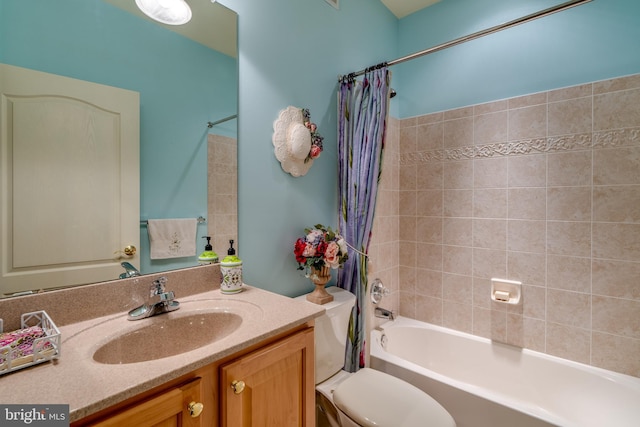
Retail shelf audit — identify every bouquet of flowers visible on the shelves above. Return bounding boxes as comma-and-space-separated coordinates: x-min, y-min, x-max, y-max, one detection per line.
294, 224, 348, 272
302, 108, 323, 162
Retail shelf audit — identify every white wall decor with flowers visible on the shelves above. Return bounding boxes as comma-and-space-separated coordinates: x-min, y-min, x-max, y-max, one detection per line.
272, 106, 323, 177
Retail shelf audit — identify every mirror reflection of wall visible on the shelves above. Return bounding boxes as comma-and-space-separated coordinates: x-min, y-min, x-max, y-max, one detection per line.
0, 0, 238, 297
208, 132, 238, 258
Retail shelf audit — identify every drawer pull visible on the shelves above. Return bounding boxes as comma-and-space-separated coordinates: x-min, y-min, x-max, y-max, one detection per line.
188, 401, 204, 417
231, 380, 245, 394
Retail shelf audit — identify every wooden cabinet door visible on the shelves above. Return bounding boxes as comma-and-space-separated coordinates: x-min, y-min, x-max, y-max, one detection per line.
87, 377, 203, 427
220, 328, 315, 427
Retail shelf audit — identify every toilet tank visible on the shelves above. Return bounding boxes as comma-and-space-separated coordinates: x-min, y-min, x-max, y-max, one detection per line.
296, 286, 356, 384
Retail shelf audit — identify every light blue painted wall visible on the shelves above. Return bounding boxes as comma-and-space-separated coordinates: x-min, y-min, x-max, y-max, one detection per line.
223, 0, 398, 296
226, 0, 640, 298
0, 0, 237, 274
396, 0, 640, 117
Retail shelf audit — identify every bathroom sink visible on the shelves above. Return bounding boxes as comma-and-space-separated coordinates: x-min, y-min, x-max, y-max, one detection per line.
92, 305, 250, 364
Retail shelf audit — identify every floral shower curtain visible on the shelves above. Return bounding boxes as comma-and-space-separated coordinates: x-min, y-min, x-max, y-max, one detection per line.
337, 66, 390, 372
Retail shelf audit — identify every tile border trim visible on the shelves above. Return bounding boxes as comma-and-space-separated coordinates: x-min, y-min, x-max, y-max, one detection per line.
400, 127, 640, 165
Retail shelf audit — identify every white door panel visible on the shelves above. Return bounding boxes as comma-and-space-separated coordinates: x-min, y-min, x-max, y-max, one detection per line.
0, 63, 140, 295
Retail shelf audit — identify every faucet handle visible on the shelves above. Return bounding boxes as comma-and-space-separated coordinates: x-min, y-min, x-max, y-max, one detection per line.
159, 290, 175, 302
370, 278, 390, 304
150, 276, 168, 295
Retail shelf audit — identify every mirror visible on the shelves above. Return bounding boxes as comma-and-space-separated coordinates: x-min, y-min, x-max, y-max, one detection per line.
0, 0, 238, 297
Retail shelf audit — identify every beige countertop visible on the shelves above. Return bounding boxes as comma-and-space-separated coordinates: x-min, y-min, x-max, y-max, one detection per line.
0, 284, 324, 422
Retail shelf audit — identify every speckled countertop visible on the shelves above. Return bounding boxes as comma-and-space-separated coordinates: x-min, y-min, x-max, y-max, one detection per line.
0, 267, 324, 422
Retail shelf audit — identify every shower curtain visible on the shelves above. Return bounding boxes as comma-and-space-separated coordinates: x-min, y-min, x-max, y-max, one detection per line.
337, 66, 390, 372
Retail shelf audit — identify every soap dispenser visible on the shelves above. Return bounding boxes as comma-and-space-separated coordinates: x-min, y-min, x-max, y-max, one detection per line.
220, 239, 242, 294
198, 236, 219, 265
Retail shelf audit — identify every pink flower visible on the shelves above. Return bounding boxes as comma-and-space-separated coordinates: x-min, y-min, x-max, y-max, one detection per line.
302, 242, 316, 258
310, 123, 317, 132
324, 241, 340, 268
310, 145, 322, 159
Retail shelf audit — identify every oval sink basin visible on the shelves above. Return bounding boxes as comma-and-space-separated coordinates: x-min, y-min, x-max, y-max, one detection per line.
93, 311, 242, 364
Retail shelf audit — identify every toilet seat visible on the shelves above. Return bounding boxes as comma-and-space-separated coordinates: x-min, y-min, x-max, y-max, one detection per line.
316, 370, 356, 427
333, 368, 456, 427
316, 369, 353, 402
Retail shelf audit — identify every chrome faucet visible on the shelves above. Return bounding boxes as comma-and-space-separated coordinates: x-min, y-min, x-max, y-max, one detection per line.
374, 307, 395, 321
127, 276, 180, 320
119, 262, 142, 279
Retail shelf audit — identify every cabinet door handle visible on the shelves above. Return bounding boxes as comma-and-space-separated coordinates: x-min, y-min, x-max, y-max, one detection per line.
188, 401, 204, 417
231, 380, 245, 395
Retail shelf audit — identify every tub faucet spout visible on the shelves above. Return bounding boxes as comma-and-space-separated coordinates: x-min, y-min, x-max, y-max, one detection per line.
375, 307, 395, 321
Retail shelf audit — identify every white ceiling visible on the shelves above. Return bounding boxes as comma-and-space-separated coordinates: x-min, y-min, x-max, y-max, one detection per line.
103, 0, 237, 57
380, 0, 442, 18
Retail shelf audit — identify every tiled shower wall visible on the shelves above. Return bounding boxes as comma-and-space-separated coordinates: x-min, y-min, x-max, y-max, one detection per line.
369, 73, 640, 378
367, 116, 400, 343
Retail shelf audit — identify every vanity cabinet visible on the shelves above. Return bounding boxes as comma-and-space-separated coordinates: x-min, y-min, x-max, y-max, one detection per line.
86, 377, 206, 427
220, 327, 315, 427
73, 325, 314, 427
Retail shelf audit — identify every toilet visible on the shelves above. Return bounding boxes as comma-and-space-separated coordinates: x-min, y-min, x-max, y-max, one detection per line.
297, 286, 456, 427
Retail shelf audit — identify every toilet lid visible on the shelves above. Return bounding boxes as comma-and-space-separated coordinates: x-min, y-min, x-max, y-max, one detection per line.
333, 368, 456, 427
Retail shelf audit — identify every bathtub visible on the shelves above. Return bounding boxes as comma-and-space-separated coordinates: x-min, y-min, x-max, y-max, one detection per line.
370, 316, 640, 427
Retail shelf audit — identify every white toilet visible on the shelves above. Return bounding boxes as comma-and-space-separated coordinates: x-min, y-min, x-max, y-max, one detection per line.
297, 286, 456, 427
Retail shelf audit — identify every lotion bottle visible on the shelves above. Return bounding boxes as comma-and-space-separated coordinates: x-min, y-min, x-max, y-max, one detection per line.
220, 239, 242, 294
198, 236, 219, 265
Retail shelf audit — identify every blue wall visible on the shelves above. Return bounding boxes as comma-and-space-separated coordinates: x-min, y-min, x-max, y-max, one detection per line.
0, 0, 237, 274
396, 0, 640, 117
223, 0, 398, 296
225, 0, 640, 297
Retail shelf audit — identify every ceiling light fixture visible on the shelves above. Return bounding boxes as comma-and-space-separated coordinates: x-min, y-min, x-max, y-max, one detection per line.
135, 0, 192, 26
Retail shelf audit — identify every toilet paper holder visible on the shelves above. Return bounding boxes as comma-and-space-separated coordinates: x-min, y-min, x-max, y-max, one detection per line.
490, 278, 521, 305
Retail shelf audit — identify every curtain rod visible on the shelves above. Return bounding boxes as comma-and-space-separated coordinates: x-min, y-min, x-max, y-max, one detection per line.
207, 114, 237, 128
339, 0, 593, 81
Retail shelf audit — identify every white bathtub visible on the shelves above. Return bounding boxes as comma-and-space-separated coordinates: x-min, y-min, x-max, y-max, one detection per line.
370, 316, 640, 427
